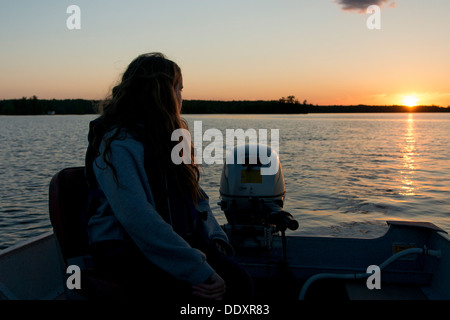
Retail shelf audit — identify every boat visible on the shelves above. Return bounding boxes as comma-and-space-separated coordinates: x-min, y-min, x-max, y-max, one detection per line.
0, 145, 449, 301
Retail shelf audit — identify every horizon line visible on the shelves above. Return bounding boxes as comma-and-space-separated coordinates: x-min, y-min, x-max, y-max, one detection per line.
1, 97, 449, 108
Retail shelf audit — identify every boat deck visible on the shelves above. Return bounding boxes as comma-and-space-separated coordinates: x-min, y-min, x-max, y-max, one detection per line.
1, 220, 449, 300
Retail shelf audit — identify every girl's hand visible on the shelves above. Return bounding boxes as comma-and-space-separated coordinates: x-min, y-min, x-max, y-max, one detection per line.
192, 272, 226, 300
211, 239, 231, 255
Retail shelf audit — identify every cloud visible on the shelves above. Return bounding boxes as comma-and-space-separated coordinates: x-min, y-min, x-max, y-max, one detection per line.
336, 0, 395, 13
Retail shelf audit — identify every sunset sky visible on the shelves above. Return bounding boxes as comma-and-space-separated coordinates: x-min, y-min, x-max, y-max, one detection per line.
1, 0, 449, 106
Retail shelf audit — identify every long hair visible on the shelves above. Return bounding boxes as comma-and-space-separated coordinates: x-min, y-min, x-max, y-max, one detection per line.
91, 52, 201, 202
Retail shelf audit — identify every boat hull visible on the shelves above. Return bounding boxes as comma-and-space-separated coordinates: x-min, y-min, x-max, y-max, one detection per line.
0, 220, 449, 300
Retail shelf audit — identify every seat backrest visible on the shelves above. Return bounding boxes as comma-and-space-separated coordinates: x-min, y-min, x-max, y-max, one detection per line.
49, 167, 90, 266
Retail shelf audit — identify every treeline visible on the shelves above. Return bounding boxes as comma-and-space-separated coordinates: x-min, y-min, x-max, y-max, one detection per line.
0, 97, 310, 115
182, 101, 450, 113
0, 97, 449, 115
307, 104, 450, 113
182, 100, 309, 114
0, 97, 97, 115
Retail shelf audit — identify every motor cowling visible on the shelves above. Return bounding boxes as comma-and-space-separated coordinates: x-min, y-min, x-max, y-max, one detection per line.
220, 144, 298, 250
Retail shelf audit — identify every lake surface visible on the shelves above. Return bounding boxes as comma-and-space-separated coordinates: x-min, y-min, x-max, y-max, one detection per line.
1, 113, 449, 250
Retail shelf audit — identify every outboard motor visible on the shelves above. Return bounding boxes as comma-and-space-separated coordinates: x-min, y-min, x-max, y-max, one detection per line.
220, 144, 299, 253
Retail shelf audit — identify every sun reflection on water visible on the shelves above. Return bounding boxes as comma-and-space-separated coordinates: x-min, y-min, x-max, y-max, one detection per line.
400, 114, 417, 196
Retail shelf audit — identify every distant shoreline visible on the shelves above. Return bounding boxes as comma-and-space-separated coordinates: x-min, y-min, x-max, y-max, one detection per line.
0, 98, 449, 115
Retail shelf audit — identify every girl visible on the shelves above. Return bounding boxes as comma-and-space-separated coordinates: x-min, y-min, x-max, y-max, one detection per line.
85, 53, 252, 300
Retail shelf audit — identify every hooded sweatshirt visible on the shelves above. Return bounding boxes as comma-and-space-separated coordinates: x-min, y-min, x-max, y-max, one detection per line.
86, 127, 230, 285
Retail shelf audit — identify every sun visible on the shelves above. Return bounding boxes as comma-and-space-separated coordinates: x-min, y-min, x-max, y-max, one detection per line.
402, 95, 419, 107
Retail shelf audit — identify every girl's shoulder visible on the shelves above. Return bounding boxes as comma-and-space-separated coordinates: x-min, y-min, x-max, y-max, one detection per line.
104, 126, 142, 142
102, 126, 144, 152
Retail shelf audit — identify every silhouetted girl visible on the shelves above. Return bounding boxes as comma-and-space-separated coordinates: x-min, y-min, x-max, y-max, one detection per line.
85, 53, 252, 300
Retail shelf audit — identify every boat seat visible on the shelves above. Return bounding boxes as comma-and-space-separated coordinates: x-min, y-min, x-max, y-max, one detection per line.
49, 167, 125, 299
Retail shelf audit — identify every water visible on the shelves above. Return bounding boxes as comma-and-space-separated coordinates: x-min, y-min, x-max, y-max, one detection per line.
1, 113, 449, 250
